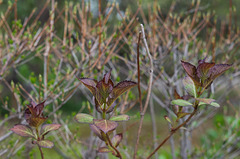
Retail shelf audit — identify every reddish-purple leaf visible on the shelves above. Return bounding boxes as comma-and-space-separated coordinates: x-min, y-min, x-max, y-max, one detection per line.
174, 90, 182, 99
77, 77, 97, 95
98, 147, 112, 153
29, 117, 47, 128
10, 124, 36, 138
34, 101, 45, 116
107, 80, 137, 106
93, 119, 118, 134
41, 124, 61, 136
103, 70, 112, 84
208, 64, 232, 80
24, 108, 32, 121
181, 61, 197, 79
196, 62, 215, 79
198, 57, 207, 64
96, 80, 114, 104
112, 133, 123, 147
89, 124, 104, 140
181, 61, 200, 86
27, 105, 36, 116
36, 140, 54, 148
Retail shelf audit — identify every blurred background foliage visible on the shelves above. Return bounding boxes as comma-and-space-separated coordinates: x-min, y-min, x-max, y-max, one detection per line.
0, 0, 240, 158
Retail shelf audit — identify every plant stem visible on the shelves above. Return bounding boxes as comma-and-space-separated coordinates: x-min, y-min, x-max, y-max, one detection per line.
38, 144, 44, 159
106, 133, 122, 159
35, 127, 44, 159
137, 31, 143, 112
102, 103, 106, 119
134, 24, 154, 159
147, 105, 199, 159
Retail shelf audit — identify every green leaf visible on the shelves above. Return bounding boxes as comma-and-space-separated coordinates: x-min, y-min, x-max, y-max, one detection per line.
41, 124, 61, 136
75, 113, 94, 124
196, 98, 215, 104
176, 112, 191, 122
177, 112, 191, 118
93, 119, 118, 134
109, 115, 130, 122
37, 140, 54, 148
164, 115, 172, 124
171, 99, 192, 107
209, 102, 220, 107
198, 101, 220, 107
197, 98, 220, 107
10, 124, 37, 139
98, 147, 112, 153
182, 76, 197, 98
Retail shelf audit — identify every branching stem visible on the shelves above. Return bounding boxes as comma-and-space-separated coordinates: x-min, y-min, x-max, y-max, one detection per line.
106, 133, 122, 159
147, 104, 199, 159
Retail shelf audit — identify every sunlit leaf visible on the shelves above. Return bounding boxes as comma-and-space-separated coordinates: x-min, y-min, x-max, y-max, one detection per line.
10, 124, 36, 139
37, 140, 54, 148
41, 124, 61, 136
93, 119, 118, 134
98, 147, 112, 153
75, 113, 94, 124
112, 133, 123, 147
182, 76, 197, 98
109, 115, 130, 122
171, 99, 192, 107
210, 102, 220, 107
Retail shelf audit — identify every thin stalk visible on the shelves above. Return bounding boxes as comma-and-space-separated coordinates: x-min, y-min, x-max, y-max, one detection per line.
106, 133, 122, 159
134, 24, 154, 158
102, 103, 106, 119
147, 104, 199, 159
137, 31, 143, 112
36, 127, 44, 159
37, 145, 44, 159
